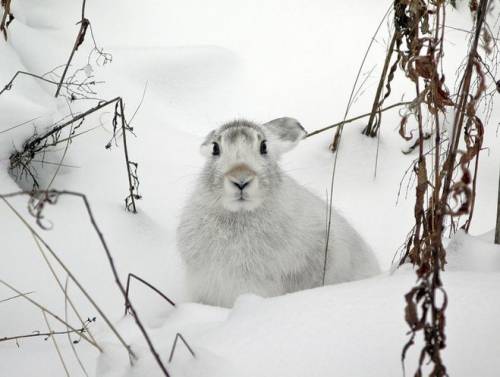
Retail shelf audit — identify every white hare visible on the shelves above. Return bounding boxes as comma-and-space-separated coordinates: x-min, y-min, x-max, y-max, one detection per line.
177, 118, 380, 307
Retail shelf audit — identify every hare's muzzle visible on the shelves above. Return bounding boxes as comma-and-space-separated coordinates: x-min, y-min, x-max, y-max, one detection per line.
225, 164, 256, 192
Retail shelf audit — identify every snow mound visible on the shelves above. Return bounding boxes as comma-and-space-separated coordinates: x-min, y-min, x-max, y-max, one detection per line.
96, 264, 500, 377
446, 230, 500, 272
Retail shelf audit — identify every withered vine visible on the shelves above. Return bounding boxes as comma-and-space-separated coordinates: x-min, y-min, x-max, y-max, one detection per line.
391, 0, 494, 376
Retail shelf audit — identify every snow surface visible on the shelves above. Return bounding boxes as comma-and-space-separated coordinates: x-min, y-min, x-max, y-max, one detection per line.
1, 1, 499, 376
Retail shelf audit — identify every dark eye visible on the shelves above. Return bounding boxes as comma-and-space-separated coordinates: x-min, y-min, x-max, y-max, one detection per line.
260, 140, 267, 155
212, 142, 220, 156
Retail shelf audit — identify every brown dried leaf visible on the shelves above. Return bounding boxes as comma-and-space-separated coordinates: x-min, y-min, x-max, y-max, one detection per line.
399, 115, 413, 141
414, 56, 434, 80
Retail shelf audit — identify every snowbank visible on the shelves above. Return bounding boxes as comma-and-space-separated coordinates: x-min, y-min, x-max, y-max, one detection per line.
1, 1, 499, 376
95, 241, 500, 377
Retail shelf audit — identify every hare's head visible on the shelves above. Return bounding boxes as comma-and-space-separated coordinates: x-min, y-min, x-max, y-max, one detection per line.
200, 118, 306, 212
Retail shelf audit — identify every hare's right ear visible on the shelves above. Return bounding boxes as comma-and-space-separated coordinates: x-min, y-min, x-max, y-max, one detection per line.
263, 117, 306, 155
200, 130, 216, 157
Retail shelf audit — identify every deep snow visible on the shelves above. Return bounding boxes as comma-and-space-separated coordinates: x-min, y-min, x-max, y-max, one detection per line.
1, 1, 499, 376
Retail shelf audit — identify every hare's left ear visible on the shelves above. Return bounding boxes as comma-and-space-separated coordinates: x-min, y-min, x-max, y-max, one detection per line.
263, 117, 306, 155
200, 130, 217, 157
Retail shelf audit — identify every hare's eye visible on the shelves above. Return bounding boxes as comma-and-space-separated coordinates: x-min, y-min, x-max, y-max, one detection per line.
260, 140, 267, 155
212, 142, 220, 156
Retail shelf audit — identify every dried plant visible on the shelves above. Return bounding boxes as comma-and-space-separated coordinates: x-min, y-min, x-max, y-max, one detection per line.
0, 317, 95, 345
54, 0, 112, 99
1, 190, 171, 376
0, 0, 13, 40
1, 0, 137, 211
391, 0, 494, 376
362, 32, 399, 137
7, 96, 141, 213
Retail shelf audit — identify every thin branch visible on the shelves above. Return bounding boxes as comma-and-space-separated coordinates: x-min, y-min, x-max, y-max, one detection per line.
65, 278, 90, 377
42, 310, 71, 377
322, 3, 394, 285
0, 116, 41, 135
0, 71, 85, 96
445, 24, 500, 42
118, 99, 138, 213
168, 333, 196, 363
124, 273, 175, 316
330, 2, 393, 151
127, 81, 148, 128
31, 231, 100, 349
31, 160, 81, 168
0, 291, 34, 304
1, 326, 89, 343
73, 190, 167, 374
24, 97, 120, 154
0, 280, 100, 350
306, 101, 412, 138
45, 99, 78, 190
362, 32, 398, 136
55, 0, 89, 98
0, 196, 129, 357
495, 166, 500, 244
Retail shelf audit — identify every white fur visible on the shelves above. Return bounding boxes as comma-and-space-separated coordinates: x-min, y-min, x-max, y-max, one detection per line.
177, 119, 380, 307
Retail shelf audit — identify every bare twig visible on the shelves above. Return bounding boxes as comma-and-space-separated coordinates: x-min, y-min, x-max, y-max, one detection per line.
0, 71, 65, 96
124, 273, 175, 316
128, 81, 148, 128
362, 32, 398, 137
306, 101, 412, 138
65, 278, 90, 377
0, 280, 99, 350
445, 24, 500, 42
42, 310, 71, 377
24, 97, 120, 154
0, 70, 97, 97
118, 99, 138, 212
329, 2, 393, 151
0, 116, 42, 135
72, 190, 167, 375
495, 166, 500, 244
168, 333, 196, 363
322, 3, 394, 285
31, 232, 100, 348
55, 0, 89, 98
0, 291, 34, 303
1, 325, 90, 343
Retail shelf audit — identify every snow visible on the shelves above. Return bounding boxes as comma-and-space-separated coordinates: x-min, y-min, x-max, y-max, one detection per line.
1, 0, 499, 376
91, 266, 500, 377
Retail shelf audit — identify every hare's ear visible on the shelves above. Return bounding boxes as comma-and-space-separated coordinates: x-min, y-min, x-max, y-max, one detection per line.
200, 130, 216, 157
263, 117, 306, 155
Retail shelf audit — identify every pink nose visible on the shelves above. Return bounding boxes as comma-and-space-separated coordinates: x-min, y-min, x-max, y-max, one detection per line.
225, 164, 256, 190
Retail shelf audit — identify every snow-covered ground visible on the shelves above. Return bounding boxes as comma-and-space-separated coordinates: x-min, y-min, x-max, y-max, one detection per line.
1, 1, 499, 376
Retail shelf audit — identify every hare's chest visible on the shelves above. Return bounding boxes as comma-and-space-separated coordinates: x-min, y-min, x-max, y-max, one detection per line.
200, 218, 309, 276
189, 237, 288, 306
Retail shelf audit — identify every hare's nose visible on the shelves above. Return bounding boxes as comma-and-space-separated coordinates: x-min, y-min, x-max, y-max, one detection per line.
231, 178, 252, 191
225, 164, 256, 190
